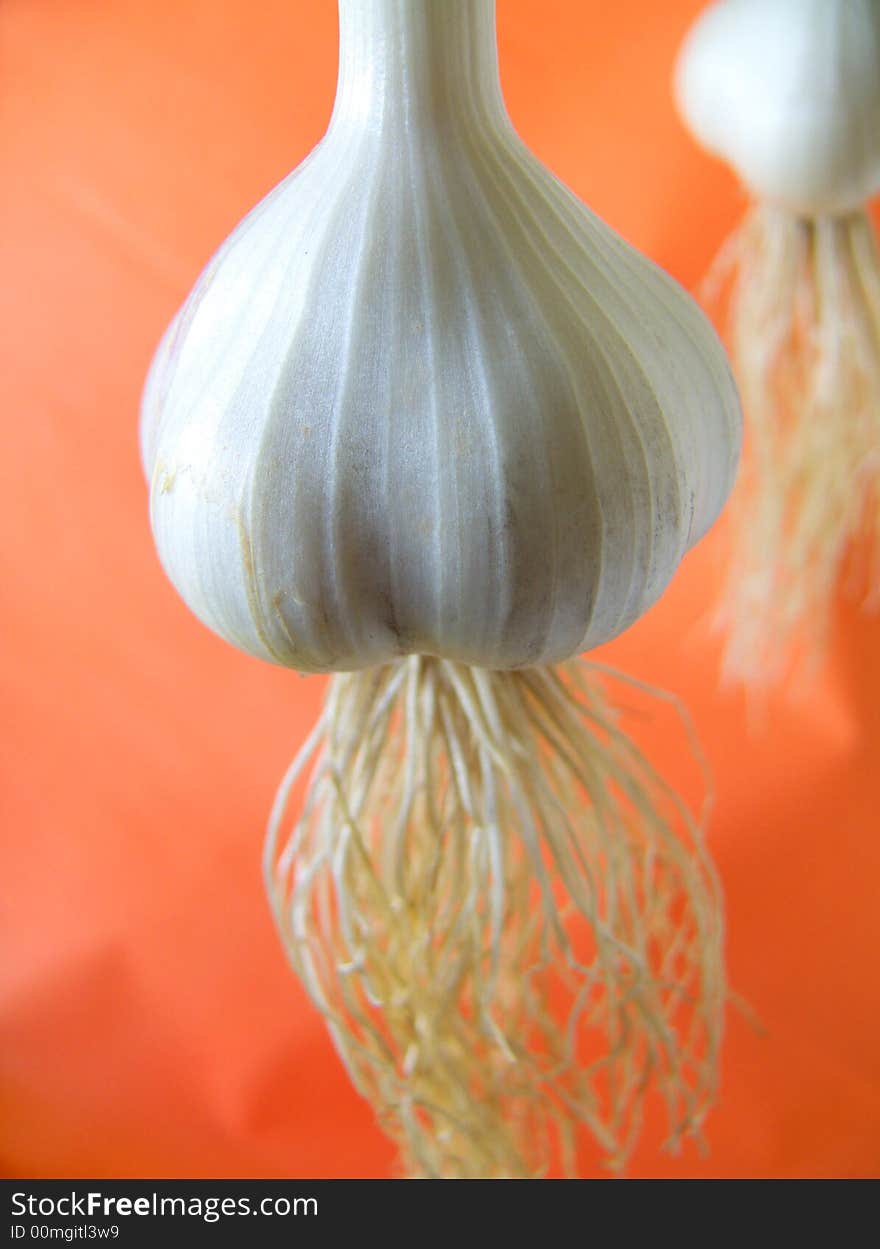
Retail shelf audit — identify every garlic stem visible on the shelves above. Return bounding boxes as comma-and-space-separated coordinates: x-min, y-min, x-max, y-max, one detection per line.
333, 0, 506, 136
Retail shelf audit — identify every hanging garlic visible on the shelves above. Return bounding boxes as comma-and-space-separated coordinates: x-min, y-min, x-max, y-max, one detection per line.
143, 0, 741, 1177
675, 0, 880, 686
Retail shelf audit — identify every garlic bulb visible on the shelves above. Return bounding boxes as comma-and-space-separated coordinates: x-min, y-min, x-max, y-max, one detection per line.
144, 0, 742, 1178
143, 0, 739, 675
675, 0, 880, 217
675, 0, 880, 686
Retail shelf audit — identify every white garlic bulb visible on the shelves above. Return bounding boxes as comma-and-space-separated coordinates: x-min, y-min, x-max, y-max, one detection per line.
675, 0, 880, 216
143, 0, 740, 674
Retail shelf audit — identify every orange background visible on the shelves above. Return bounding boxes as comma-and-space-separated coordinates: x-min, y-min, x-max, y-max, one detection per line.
3, 0, 879, 1179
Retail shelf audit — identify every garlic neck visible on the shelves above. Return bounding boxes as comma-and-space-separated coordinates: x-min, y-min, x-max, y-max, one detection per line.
331, 0, 508, 137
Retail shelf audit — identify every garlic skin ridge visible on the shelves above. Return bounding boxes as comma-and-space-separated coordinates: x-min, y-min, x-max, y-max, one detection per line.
675, 0, 880, 217
143, 0, 741, 674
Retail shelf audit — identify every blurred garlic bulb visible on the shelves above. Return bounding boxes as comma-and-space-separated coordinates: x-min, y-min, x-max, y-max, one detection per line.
675, 0, 880, 685
676, 0, 880, 217
144, 0, 741, 1177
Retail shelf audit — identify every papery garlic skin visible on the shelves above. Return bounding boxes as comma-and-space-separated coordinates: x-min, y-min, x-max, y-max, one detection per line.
143, 0, 741, 674
675, 0, 880, 216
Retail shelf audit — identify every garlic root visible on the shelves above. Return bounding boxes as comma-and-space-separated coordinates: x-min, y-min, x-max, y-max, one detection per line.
265, 658, 725, 1177
711, 205, 880, 687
